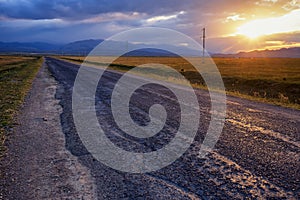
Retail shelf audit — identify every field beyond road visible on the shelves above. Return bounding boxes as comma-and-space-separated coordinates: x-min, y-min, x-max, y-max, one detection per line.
60, 56, 300, 109
0, 56, 42, 156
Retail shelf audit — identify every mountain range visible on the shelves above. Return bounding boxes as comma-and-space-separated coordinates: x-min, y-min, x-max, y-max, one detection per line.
0, 39, 182, 56
213, 47, 300, 58
0, 39, 299, 58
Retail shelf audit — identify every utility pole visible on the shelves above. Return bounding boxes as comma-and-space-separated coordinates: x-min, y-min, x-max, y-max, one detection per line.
202, 27, 206, 63
126, 40, 128, 61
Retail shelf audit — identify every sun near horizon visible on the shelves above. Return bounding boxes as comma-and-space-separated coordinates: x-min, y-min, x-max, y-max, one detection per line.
234, 8, 300, 43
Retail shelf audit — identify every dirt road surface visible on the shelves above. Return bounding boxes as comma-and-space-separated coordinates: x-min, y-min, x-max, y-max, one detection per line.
0, 62, 96, 199
1, 57, 299, 199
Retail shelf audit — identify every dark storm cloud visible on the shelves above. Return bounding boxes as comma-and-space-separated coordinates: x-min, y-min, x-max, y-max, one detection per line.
0, 0, 199, 20
0, 0, 299, 52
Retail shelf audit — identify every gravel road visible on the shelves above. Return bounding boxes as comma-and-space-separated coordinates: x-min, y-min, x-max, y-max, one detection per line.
1, 57, 299, 199
0, 61, 96, 199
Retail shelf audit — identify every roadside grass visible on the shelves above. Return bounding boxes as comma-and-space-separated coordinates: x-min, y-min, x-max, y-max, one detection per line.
59, 56, 300, 109
0, 56, 35, 66
0, 56, 42, 156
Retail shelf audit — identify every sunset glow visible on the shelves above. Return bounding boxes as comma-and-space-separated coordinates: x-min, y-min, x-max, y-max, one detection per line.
236, 9, 300, 39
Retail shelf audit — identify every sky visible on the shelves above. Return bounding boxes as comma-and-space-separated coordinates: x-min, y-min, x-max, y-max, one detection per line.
0, 0, 300, 53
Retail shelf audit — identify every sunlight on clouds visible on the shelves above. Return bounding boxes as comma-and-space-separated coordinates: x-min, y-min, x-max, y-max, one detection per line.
179, 42, 189, 46
283, 0, 300, 10
146, 15, 176, 22
263, 42, 300, 50
265, 40, 285, 45
82, 12, 143, 23
146, 11, 185, 23
1, 18, 66, 28
265, 0, 278, 3
236, 9, 300, 38
255, 0, 278, 6
263, 40, 300, 49
226, 14, 246, 22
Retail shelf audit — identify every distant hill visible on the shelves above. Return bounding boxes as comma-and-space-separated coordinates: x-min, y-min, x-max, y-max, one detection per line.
0, 40, 104, 55
1, 39, 299, 58
59, 39, 104, 55
213, 47, 300, 58
236, 47, 300, 58
0, 39, 195, 56
124, 48, 178, 57
0, 40, 106, 55
0, 42, 60, 53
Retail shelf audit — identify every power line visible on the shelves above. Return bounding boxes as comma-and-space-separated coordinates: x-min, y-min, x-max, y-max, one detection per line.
202, 27, 206, 63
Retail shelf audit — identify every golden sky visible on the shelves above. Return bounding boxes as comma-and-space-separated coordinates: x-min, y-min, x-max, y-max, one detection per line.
199, 0, 300, 52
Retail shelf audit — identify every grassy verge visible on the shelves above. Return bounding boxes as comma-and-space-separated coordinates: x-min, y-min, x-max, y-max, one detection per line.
58, 56, 300, 110
0, 56, 42, 156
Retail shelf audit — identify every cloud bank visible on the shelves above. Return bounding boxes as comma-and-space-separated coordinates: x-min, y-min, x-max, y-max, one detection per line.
0, 0, 299, 52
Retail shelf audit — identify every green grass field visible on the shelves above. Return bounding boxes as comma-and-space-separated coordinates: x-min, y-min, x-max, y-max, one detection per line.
60, 56, 300, 109
0, 56, 42, 156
